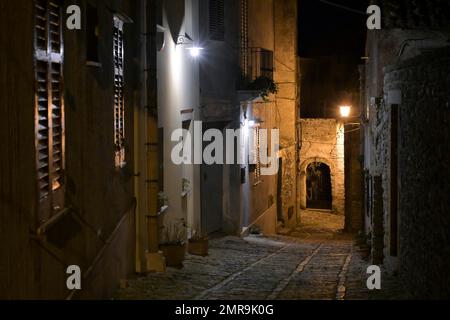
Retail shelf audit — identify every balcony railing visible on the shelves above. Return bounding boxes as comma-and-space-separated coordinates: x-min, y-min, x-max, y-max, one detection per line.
243, 47, 274, 81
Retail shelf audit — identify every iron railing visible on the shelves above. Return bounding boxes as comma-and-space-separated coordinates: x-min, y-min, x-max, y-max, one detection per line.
244, 47, 274, 81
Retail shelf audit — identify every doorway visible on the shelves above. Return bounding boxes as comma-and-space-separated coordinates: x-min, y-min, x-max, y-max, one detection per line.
306, 162, 332, 210
200, 122, 227, 234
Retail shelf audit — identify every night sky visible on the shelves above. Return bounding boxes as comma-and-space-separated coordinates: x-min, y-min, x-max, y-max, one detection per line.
298, 0, 369, 61
298, 0, 369, 118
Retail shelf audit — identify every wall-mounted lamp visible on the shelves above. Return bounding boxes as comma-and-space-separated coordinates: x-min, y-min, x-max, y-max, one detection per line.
177, 33, 193, 45
339, 105, 352, 118
177, 33, 203, 58
187, 47, 204, 58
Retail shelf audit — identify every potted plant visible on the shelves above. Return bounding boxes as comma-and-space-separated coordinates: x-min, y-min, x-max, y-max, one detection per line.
181, 178, 191, 197
158, 192, 169, 212
238, 74, 279, 102
160, 219, 187, 268
188, 230, 209, 257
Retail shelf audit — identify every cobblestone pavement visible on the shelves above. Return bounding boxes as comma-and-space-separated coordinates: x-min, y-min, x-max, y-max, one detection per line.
116, 232, 405, 300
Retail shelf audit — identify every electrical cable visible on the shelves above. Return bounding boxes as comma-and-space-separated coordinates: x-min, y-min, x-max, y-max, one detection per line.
318, 0, 367, 16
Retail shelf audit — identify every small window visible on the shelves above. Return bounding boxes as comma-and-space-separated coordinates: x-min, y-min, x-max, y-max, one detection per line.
113, 16, 126, 168
250, 125, 261, 184
86, 4, 100, 64
209, 0, 225, 41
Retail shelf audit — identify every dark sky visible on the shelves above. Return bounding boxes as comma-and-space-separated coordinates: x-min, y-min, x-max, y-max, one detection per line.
298, 0, 369, 61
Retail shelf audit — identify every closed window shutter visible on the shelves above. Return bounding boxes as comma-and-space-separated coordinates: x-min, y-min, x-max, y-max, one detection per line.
254, 126, 261, 181
34, 0, 65, 215
209, 0, 225, 41
114, 17, 126, 168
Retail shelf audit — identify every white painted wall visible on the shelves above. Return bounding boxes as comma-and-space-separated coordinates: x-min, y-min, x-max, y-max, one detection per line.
157, 0, 201, 232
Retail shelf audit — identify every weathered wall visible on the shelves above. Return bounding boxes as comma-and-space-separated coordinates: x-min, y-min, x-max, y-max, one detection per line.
384, 47, 450, 298
157, 0, 202, 233
274, 0, 299, 229
299, 119, 345, 215
344, 128, 363, 232
239, 96, 278, 235
363, 27, 450, 270
0, 0, 143, 299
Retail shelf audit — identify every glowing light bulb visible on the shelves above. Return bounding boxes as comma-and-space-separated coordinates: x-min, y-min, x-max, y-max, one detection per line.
188, 47, 203, 58
339, 106, 351, 118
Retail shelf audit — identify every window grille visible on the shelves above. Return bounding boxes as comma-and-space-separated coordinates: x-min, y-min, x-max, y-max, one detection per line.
113, 16, 126, 168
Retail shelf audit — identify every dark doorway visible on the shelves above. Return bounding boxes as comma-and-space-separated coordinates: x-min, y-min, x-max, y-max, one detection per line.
200, 121, 227, 234
306, 162, 332, 210
390, 105, 399, 257
277, 158, 283, 223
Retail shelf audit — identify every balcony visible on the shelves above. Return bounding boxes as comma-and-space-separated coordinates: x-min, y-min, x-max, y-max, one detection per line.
243, 47, 274, 81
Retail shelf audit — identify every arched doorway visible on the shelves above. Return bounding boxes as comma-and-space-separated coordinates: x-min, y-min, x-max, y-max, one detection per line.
306, 162, 332, 210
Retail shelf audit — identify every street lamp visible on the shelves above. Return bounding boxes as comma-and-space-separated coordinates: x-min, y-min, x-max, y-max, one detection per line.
339, 105, 352, 118
187, 46, 203, 58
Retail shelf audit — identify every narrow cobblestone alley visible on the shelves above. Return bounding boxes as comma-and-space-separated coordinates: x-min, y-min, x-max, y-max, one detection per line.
116, 212, 405, 300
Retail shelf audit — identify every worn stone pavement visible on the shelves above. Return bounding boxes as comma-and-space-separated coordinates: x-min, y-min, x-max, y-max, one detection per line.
116, 211, 406, 300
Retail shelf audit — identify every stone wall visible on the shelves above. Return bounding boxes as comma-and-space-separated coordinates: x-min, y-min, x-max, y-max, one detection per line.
383, 47, 450, 298
344, 128, 364, 232
299, 119, 345, 215
274, 0, 299, 228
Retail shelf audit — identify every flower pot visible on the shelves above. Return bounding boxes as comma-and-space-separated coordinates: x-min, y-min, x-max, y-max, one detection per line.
160, 243, 186, 268
188, 239, 209, 257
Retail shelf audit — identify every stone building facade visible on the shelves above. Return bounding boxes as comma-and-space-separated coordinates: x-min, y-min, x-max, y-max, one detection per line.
384, 48, 450, 298
299, 119, 345, 216
0, 0, 158, 298
237, 0, 299, 235
362, 0, 450, 298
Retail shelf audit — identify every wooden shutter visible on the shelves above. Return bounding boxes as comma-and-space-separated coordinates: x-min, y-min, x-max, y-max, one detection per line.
34, 0, 65, 218
209, 0, 225, 41
114, 17, 125, 168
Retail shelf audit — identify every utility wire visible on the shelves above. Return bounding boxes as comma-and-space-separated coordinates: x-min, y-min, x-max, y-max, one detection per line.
318, 0, 367, 16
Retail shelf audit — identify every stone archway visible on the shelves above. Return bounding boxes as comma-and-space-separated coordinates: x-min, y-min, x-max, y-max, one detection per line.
300, 157, 341, 213
306, 162, 332, 210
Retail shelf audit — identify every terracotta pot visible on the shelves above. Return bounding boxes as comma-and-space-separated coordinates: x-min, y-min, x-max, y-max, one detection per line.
160, 243, 186, 267
188, 239, 209, 257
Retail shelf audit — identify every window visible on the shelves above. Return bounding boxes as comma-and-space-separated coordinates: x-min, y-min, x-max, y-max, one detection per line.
250, 125, 261, 184
113, 16, 126, 168
86, 4, 100, 64
209, 0, 225, 41
34, 0, 65, 219
247, 48, 274, 80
